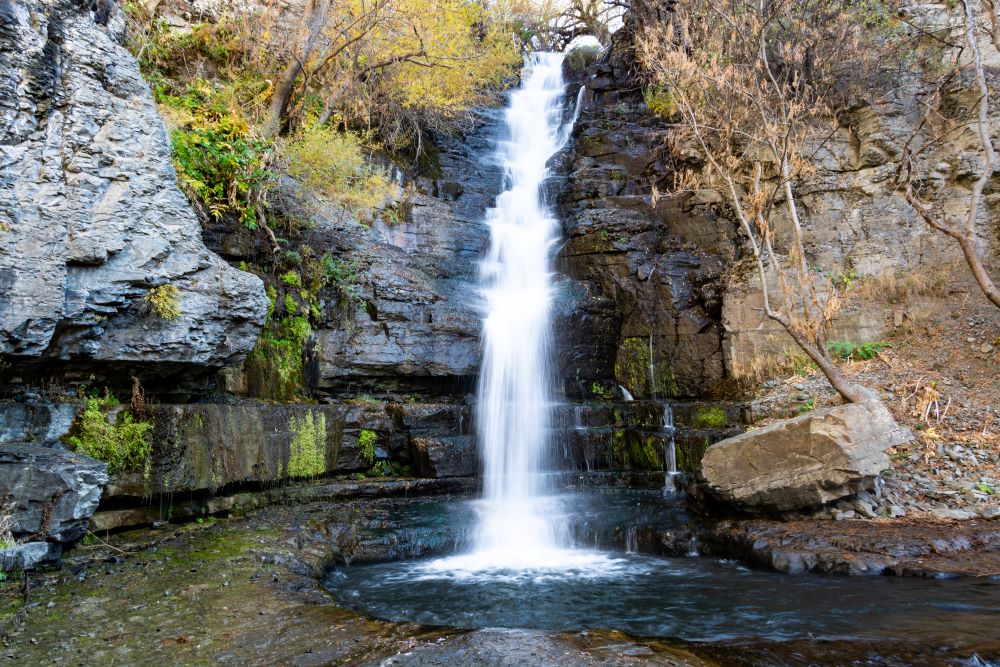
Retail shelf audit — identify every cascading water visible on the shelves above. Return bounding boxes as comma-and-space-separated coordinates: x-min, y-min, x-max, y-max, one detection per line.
473, 51, 567, 564
420, 52, 616, 574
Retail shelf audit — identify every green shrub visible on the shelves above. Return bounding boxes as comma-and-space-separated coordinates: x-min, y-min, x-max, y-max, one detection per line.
142, 284, 181, 320
565, 45, 600, 72
358, 430, 378, 465
644, 86, 677, 116
282, 125, 398, 213
172, 123, 272, 229
67, 395, 153, 476
826, 341, 891, 361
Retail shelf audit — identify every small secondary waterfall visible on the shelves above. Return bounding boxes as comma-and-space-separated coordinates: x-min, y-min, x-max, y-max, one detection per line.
662, 402, 680, 498
472, 52, 575, 565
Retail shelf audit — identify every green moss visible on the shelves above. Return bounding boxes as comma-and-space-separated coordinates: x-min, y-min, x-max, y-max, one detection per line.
611, 430, 662, 471
675, 437, 711, 474
245, 313, 313, 400
287, 411, 326, 478
690, 406, 728, 429
615, 337, 678, 399
591, 382, 613, 400
358, 429, 378, 465
67, 394, 154, 476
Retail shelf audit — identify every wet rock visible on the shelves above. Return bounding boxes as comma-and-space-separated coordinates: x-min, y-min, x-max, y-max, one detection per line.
0, 444, 108, 543
700, 400, 912, 512
95, 401, 470, 498
412, 436, 478, 478
0, 0, 267, 383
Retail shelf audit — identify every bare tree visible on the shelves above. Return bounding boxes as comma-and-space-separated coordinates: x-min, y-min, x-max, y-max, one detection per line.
638, 0, 901, 403
896, 0, 1000, 308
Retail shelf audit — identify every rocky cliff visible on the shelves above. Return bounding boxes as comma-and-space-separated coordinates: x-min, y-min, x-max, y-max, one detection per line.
0, 0, 268, 391
556, 6, 998, 395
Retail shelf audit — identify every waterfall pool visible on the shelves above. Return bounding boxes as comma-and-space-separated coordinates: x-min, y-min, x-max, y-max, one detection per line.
321, 491, 1000, 657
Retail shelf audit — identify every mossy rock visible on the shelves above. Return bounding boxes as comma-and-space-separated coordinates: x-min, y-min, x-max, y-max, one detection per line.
611, 430, 662, 471
690, 406, 728, 429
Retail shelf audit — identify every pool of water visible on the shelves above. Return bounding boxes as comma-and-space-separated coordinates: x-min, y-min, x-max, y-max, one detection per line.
322, 491, 1000, 657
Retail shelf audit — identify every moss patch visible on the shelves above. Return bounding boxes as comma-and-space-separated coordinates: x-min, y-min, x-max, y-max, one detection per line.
690, 406, 728, 429
287, 411, 327, 478
614, 336, 678, 399
66, 395, 153, 477
611, 430, 662, 471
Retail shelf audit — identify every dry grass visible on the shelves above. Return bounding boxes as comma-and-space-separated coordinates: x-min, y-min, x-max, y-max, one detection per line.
854, 265, 952, 305
729, 347, 817, 384
0, 501, 15, 549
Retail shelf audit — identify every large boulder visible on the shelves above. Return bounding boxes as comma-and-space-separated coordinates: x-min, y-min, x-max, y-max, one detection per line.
0, 1, 267, 374
0, 444, 108, 543
700, 400, 912, 513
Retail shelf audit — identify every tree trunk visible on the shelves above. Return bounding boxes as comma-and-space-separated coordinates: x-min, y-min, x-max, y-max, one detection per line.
787, 332, 870, 404
263, 0, 331, 136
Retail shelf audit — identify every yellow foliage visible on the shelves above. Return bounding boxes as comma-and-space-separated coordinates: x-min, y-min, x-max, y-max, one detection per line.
282, 125, 398, 212
143, 284, 181, 321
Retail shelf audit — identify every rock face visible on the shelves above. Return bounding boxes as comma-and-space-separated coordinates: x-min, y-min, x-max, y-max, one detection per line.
0, 399, 474, 498
700, 400, 912, 512
0, 0, 267, 384
206, 113, 499, 398
0, 443, 108, 542
555, 60, 733, 400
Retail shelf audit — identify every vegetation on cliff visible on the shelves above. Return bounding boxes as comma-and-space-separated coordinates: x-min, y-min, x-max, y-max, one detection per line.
66, 393, 153, 477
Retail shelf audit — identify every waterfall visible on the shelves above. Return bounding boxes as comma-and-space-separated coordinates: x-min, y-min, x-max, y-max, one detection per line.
472, 52, 575, 565
662, 402, 681, 498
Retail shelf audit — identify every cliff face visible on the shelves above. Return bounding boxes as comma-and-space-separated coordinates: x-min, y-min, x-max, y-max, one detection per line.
557, 13, 998, 394
555, 58, 733, 400
0, 0, 268, 386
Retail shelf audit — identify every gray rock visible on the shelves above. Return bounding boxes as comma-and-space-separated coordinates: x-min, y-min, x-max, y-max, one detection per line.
700, 400, 912, 512
0, 541, 62, 571
979, 505, 1000, 519
851, 499, 877, 519
930, 508, 979, 521
412, 436, 478, 478
888, 505, 907, 518
0, 0, 267, 371
0, 444, 108, 542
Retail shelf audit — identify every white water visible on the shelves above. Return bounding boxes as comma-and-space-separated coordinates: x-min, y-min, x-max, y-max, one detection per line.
420, 53, 618, 576
662, 402, 681, 498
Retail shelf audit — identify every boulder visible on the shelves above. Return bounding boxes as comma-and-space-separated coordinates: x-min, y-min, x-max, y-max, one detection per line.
700, 400, 912, 512
0, 444, 109, 543
0, 542, 62, 571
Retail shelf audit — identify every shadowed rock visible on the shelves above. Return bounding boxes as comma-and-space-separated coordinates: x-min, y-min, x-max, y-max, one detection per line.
0, 443, 108, 545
